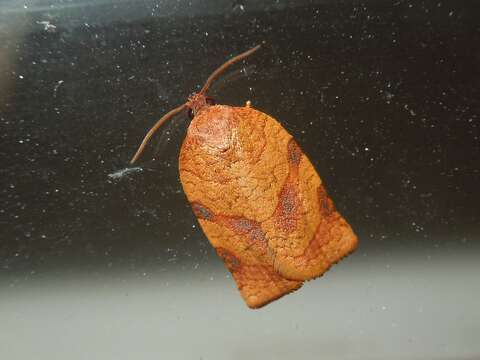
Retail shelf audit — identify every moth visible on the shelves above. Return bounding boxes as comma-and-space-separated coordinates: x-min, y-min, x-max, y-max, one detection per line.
130, 45, 358, 308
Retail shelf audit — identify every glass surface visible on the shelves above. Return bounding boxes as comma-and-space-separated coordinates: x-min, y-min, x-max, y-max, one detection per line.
1, 0, 479, 358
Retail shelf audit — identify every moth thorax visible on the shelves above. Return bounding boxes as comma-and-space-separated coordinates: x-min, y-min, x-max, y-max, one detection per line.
187, 93, 215, 117
189, 106, 235, 153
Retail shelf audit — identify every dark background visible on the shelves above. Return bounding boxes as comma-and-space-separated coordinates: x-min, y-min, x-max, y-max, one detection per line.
0, 0, 479, 358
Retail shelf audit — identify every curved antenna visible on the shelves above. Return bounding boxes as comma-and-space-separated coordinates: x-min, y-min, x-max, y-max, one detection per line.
199, 44, 261, 95
130, 103, 187, 164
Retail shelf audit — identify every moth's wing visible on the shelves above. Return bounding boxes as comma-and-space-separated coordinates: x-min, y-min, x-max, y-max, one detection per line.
257, 109, 358, 281
179, 104, 357, 308
179, 105, 302, 308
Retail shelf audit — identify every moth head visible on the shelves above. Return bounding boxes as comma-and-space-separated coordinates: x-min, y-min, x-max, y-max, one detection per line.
130, 44, 261, 164
186, 93, 216, 120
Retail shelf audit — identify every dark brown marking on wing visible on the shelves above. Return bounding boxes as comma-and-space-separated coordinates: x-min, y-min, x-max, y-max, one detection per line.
318, 185, 335, 217
273, 138, 302, 233
274, 182, 299, 232
191, 202, 216, 221
190, 201, 269, 253
279, 184, 297, 215
220, 216, 269, 253
216, 247, 241, 271
287, 138, 303, 166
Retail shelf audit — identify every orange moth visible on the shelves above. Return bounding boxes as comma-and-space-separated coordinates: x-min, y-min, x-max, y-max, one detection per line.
130, 45, 358, 308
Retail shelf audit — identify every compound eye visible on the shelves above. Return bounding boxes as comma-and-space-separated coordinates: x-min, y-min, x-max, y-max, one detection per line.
187, 108, 194, 120
206, 97, 216, 106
